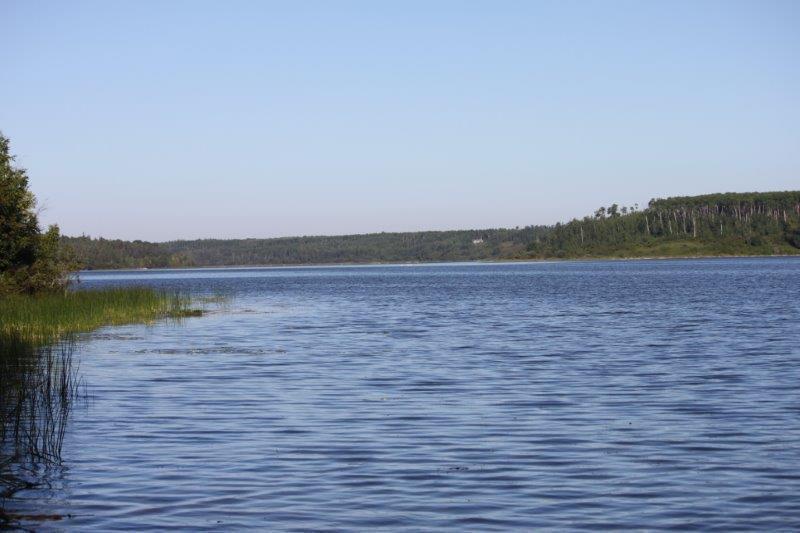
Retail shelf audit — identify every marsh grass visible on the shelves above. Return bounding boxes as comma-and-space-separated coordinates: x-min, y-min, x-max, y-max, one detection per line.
1, 287, 202, 523
1, 335, 80, 526
0, 288, 198, 345
0, 336, 79, 471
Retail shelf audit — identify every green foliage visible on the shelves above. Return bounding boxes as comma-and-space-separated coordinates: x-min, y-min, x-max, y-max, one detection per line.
63, 226, 552, 269
57, 190, 800, 268
0, 133, 75, 294
528, 191, 800, 258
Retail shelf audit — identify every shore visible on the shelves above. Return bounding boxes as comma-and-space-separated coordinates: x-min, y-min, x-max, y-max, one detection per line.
0, 288, 198, 344
75, 252, 800, 273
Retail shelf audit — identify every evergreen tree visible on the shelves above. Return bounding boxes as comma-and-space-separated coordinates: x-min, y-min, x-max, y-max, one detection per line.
0, 133, 72, 293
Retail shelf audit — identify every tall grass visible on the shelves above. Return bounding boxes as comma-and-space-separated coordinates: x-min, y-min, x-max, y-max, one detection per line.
1, 336, 79, 471
0, 288, 195, 344
1, 288, 198, 522
1, 335, 80, 525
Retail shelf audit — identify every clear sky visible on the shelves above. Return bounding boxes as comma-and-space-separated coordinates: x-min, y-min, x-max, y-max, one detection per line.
1, 1, 798, 241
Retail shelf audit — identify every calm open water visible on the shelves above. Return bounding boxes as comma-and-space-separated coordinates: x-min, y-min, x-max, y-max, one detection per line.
7, 258, 800, 530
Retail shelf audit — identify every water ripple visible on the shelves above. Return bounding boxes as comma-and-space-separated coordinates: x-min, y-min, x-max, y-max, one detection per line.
6, 258, 800, 530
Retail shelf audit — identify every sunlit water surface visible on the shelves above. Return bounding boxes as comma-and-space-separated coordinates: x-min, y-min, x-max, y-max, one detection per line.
7, 258, 800, 530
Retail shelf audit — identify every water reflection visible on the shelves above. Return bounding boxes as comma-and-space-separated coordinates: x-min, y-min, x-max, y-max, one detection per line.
0, 335, 80, 525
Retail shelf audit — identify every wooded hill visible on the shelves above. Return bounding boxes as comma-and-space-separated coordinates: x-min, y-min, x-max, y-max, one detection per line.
63, 227, 550, 269
63, 191, 800, 269
529, 191, 800, 258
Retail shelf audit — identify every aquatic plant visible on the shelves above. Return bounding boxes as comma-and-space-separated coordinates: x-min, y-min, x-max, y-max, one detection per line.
0, 288, 196, 344
0, 335, 80, 527
0, 288, 202, 524
0, 336, 79, 470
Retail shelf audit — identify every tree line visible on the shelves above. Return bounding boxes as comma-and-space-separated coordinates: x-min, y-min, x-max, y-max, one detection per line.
528, 192, 800, 258
5, 130, 798, 274
63, 190, 800, 270
63, 226, 552, 269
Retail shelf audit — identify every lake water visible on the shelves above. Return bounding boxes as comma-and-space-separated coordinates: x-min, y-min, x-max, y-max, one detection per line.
5, 258, 800, 530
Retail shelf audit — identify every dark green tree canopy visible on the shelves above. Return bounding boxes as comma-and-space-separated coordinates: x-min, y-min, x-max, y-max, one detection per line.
0, 135, 40, 271
0, 133, 72, 293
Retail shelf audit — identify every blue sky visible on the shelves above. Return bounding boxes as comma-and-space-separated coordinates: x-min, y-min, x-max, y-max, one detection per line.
1, 1, 798, 241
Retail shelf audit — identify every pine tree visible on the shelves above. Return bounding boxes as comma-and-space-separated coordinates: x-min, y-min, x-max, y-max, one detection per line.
0, 133, 72, 293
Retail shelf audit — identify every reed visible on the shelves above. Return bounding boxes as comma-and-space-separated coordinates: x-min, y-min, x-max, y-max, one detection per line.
0, 288, 199, 521
0, 288, 197, 344
1, 334, 80, 523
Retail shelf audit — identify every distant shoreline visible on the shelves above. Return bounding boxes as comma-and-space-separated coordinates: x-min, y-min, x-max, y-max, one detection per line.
62, 191, 800, 271
76, 253, 800, 274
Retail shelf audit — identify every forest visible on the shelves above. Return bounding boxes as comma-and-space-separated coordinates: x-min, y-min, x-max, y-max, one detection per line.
62, 227, 550, 269
528, 191, 800, 258
62, 191, 800, 269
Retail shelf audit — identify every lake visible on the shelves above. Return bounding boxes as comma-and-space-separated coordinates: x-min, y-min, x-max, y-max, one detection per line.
5, 258, 800, 530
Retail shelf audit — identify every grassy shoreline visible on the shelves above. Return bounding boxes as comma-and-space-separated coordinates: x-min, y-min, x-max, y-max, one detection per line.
0, 288, 198, 345
1, 287, 202, 522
